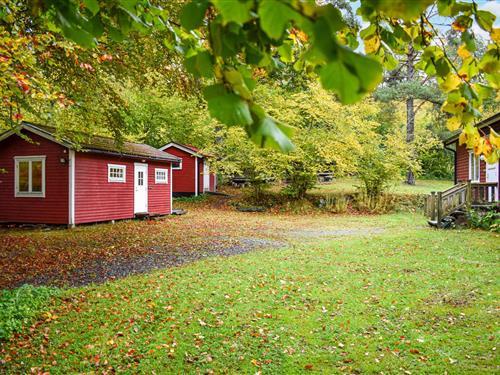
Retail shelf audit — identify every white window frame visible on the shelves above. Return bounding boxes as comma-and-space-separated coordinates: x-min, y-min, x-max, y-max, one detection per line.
155, 168, 169, 184
172, 160, 183, 170
14, 156, 46, 198
468, 151, 480, 182
108, 164, 126, 183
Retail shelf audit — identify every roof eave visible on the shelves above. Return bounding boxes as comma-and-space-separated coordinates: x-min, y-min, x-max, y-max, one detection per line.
443, 112, 500, 145
160, 142, 205, 158
0, 123, 74, 148
21, 122, 75, 148
81, 148, 181, 163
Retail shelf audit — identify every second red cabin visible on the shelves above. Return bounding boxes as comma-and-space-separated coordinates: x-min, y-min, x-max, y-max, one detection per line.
159, 142, 217, 196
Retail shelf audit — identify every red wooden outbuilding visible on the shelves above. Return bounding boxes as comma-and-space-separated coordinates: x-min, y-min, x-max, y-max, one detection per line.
444, 112, 499, 201
159, 142, 217, 196
0, 122, 180, 226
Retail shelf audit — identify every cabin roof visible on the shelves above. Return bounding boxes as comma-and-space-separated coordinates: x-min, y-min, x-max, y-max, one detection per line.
0, 122, 181, 162
159, 141, 212, 158
444, 112, 500, 145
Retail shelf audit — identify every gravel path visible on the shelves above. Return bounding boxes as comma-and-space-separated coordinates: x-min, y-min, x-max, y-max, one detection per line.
7, 220, 385, 288
17, 237, 286, 287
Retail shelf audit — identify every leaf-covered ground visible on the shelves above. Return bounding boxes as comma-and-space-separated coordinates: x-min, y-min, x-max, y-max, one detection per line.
0, 208, 499, 373
0, 204, 396, 289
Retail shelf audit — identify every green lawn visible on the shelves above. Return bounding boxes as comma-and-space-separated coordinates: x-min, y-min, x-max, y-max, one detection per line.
1, 212, 498, 373
312, 178, 454, 195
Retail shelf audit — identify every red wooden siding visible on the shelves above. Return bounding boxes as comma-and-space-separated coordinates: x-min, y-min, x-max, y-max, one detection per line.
210, 173, 216, 192
456, 144, 469, 183
74, 153, 134, 224
0, 132, 69, 224
74, 153, 172, 224
456, 144, 486, 183
164, 147, 197, 194
148, 161, 172, 215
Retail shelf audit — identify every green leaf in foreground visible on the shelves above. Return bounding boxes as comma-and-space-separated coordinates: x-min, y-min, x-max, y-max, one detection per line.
180, 0, 209, 30
83, 0, 100, 15
320, 60, 360, 104
211, 0, 254, 25
258, 0, 298, 39
248, 104, 295, 152
204, 84, 253, 126
184, 50, 214, 78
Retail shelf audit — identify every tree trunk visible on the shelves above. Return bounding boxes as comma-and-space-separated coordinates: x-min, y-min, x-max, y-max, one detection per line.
405, 45, 416, 185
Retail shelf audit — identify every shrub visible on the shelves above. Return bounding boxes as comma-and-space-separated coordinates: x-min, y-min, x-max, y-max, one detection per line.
353, 192, 398, 214
356, 133, 416, 203
0, 285, 59, 340
282, 169, 317, 200
174, 194, 208, 203
468, 209, 500, 232
318, 193, 349, 213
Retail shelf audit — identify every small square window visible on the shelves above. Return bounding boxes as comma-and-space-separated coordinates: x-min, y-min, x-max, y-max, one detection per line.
155, 168, 168, 184
108, 164, 126, 182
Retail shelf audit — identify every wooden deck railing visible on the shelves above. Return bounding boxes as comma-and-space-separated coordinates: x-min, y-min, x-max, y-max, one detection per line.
425, 181, 498, 227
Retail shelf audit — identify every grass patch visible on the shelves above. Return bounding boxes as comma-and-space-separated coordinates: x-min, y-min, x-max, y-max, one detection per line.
174, 194, 209, 203
311, 178, 453, 195
1, 214, 498, 373
0, 285, 59, 340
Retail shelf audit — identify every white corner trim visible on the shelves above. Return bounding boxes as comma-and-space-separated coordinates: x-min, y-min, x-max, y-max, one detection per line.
170, 162, 173, 214
68, 150, 75, 227
13, 155, 46, 198
194, 156, 198, 196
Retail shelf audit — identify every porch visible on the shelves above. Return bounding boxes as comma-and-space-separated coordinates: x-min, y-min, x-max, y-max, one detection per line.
424, 181, 498, 228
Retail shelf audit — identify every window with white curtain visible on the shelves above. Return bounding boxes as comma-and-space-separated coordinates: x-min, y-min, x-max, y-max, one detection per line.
468, 152, 480, 182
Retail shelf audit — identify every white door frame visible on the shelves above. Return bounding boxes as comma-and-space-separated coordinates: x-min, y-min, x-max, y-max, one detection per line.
194, 156, 199, 196
486, 161, 499, 201
134, 163, 148, 213
203, 160, 210, 192
68, 150, 75, 227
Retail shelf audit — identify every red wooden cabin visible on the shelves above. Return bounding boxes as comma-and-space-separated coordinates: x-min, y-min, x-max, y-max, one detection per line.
0, 122, 180, 226
159, 142, 217, 196
444, 112, 499, 201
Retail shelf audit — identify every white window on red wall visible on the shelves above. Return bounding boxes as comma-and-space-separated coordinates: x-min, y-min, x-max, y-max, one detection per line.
155, 168, 168, 184
14, 156, 46, 197
172, 161, 182, 170
108, 164, 126, 182
468, 152, 480, 182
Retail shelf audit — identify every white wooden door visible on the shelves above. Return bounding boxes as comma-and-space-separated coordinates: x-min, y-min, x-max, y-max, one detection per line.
486, 161, 498, 201
134, 163, 148, 213
203, 161, 210, 192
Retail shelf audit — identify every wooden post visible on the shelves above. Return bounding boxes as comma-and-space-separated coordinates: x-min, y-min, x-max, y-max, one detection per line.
437, 191, 443, 227
429, 192, 436, 222
466, 180, 472, 211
